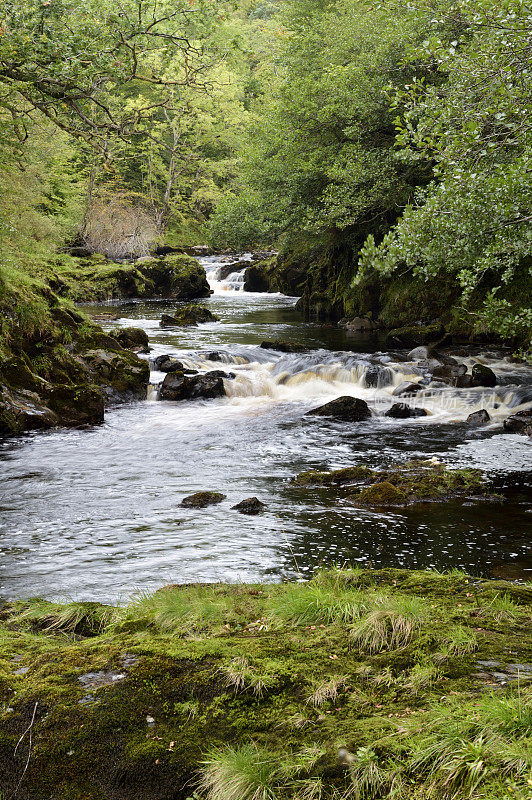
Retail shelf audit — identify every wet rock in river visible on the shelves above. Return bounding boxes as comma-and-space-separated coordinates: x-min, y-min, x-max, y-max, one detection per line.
352, 481, 407, 507
471, 363, 497, 387
260, 340, 307, 353
160, 306, 218, 328
231, 497, 267, 514
467, 409, 491, 425
152, 355, 184, 372
291, 466, 375, 486
407, 345, 432, 360
159, 372, 226, 401
392, 381, 423, 397
181, 491, 226, 508
306, 396, 371, 422
363, 365, 393, 388
341, 317, 375, 331
205, 370, 235, 380
503, 409, 532, 434
431, 363, 468, 383
385, 403, 428, 419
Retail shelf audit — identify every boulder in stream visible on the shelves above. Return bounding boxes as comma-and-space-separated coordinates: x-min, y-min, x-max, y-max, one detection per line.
160, 306, 218, 328
159, 372, 226, 401
392, 381, 423, 397
385, 403, 428, 419
467, 409, 491, 425
503, 410, 532, 434
471, 363, 497, 387
181, 491, 226, 508
306, 396, 371, 422
231, 497, 267, 514
260, 340, 307, 353
386, 322, 444, 347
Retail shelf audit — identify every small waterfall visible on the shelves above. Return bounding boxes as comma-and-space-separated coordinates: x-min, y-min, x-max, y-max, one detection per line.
201, 253, 253, 294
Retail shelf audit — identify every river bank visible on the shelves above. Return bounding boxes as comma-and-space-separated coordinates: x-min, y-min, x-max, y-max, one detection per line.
1, 567, 530, 800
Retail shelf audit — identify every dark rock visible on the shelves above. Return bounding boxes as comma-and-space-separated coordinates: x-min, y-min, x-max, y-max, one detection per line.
392, 381, 423, 397
431, 364, 468, 384
160, 306, 218, 328
159, 372, 226, 401
110, 327, 149, 353
385, 403, 428, 419
160, 314, 182, 328
218, 262, 245, 281
467, 410, 491, 425
205, 370, 235, 380
386, 322, 444, 347
231, 497, 267, 515
244, 264, 271, 292
181, 491, 226, 508
471, 363, 497, 387
68, 246, 93, 258
363, 365, 393, 388
291, 466, 375, 486
207, 352, 223, 362
306, 396, 371, 422
260, 340, 306, 353
152, 355, 186, 374
503, 410, 532, 434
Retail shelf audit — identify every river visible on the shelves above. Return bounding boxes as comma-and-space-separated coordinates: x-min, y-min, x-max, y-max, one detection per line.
0, 254, 531, 602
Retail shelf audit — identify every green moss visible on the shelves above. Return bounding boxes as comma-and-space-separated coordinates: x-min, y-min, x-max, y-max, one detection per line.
0, 569, 530, 798
354, 481, 407, 507
291, 466, 375, 486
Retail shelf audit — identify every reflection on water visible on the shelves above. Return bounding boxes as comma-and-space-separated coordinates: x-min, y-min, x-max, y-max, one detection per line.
0, 255, 530, 602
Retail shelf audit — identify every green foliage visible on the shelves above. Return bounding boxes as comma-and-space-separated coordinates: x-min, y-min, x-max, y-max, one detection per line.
359, 0, 532, 343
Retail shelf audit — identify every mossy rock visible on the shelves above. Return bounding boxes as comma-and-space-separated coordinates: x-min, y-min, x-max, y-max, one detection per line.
291, 466, 375, 486
143, 254, 210, 300
352, 481, 407, 506
386, 322, 445, 347
180, 491, 226, 508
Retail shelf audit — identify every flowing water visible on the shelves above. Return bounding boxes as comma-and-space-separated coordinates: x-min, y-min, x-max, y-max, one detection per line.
1, 254, 531, 602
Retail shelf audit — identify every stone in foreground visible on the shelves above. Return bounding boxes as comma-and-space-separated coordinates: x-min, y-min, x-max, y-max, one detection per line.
467, 409, 491, 425
306, 396, 371, 421
159, 372, 226, 401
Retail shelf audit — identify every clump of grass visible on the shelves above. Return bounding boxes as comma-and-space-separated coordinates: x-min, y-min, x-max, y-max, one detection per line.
267, 584, 367, 627
198, 744, 278, 800
441, 625, 478, 656
406, 689, 532, 797
371, 667, 396, 688
121, 585, 239, 633
5, 599, 116, 635
278, 746, 325, 780
401, 663, 441, 695
482, 593, 521, 623
306, 676, 347, 707
223, 657, 277, 698
347, 746, 402, 800
349, 594, 429, 654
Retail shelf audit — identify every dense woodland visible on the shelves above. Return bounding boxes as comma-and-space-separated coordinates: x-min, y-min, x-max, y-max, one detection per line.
0, 0, 531, 347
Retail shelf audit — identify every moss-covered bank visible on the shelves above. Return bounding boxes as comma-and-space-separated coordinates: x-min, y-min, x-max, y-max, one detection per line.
0, 568, 530, 800
250, 242, 531, 348
0, 247, 211, 434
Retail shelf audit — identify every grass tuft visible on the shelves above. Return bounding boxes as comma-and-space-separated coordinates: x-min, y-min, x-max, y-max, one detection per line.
198, 744, 278, 800
349, 594, 429, 653
306, 676, 347, 707
267, 585, 367, 627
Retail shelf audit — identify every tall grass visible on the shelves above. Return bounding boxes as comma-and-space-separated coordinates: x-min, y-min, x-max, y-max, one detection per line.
198, 744, 278, 800
267, 585, 367, 627
121, 586, 239, 633
5, 599, 116, 635
349, 594, 429, 653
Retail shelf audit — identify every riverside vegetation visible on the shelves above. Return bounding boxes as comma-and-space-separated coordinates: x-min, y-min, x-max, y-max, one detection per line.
1, 1, 532, 797
1, 568, 531, 800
